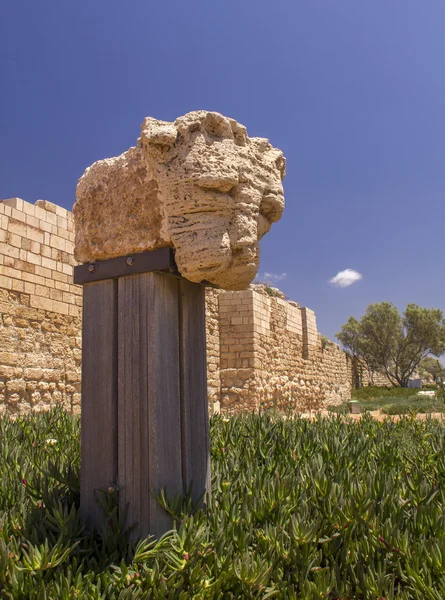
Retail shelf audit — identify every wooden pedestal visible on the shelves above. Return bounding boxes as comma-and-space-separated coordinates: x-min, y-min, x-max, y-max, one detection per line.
79, 270, 210, 540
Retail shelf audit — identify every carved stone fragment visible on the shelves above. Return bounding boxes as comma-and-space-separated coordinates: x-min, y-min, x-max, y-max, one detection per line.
74, 111, 285, 290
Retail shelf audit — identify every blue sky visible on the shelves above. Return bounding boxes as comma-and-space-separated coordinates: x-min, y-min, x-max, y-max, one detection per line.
1, 0, 444, 342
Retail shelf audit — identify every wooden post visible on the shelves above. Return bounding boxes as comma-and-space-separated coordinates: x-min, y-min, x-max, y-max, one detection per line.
77, 253, 210, 540
178, 279, 211, 504
80, 279, 118, 531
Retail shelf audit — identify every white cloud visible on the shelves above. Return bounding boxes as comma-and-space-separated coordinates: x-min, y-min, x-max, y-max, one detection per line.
262, 272, 287, 283
329, 269, 363, 288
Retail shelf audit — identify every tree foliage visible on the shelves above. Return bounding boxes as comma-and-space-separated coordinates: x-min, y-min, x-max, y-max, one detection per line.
337, 302, 445, 387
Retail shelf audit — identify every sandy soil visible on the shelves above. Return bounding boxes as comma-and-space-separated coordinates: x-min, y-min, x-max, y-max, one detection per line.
297, 410, 445, 422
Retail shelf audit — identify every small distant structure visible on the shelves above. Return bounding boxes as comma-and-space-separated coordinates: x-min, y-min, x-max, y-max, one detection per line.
408, 378, 422, 389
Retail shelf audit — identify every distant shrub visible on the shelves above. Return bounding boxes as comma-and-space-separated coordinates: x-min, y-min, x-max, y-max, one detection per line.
423, 383, 438, 391
382, 403, 413, 415
380, 400, 443, 415
326, 403, 348, 414
353, 386, 419, 400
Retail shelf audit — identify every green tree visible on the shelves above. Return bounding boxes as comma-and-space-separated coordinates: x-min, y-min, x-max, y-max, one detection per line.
335, 316, 380, 385
337, 302, 445, 387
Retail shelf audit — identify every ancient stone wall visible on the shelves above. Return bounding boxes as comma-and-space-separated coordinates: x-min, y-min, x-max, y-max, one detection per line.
0, 197, 391, 416
205, 288, 222, 412
0, 198, 82, 414
214, 287, 356, 413
357, 368, 393, 388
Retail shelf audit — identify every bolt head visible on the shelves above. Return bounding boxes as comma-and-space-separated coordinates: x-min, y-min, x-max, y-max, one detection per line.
88, 264, 95, 273
126, 257, 134, 266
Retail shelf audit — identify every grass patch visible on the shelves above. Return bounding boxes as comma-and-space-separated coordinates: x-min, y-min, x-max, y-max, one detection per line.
326, 386, 444, 415
381, 397, 444, 415
352, 386, 420, 400
329, 394, 444, 415
2, 408, 445, 597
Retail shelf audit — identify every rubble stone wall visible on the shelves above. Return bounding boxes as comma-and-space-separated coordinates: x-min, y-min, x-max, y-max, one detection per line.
358, 369, 393, 388
0, 198, 82, 414
205, 288, 221, 410
0, 198, 391, 416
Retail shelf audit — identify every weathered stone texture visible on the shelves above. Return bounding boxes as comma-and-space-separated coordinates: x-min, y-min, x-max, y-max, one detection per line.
0, 198, 390, 416
74, 111, 285, 291
359, 368, 391, 388
0, 198, 81, 414
214, 286, 356, 413
218, 289, 257, 412
205, 288, 221, 412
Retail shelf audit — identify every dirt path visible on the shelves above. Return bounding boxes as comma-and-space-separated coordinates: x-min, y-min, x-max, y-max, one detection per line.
298, 410, 445, 422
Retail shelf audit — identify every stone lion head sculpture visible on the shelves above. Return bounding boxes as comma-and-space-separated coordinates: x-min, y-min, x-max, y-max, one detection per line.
74, 111, 285, 290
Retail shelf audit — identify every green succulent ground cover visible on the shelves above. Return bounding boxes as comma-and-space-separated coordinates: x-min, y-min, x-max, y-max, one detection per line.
1, 409, 445, 598
329, 386, 444, 415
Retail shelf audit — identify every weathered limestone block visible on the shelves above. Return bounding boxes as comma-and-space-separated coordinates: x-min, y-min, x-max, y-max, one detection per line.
74, 111, 286, 290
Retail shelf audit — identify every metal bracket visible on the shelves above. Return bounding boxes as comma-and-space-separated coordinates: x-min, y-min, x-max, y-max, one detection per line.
73, 247, 179, 285
73, 247, 219, 288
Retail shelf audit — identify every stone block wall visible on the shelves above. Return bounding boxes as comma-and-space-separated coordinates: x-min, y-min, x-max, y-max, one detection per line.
0, 198, 82, 414
218, 290, 257, 412
215, 287, 356, 413
0, 197, 391, 416
300, 307, 318, 358
357, 368, 392, 388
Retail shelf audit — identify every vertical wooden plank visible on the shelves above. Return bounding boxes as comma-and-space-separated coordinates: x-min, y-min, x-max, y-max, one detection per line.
118, 274, 142, 537
147, 272, 182, 537
118, 272, 182, 539
80, 279, 118, 530
179, 280, 211, 505
138, 274, 150, 538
